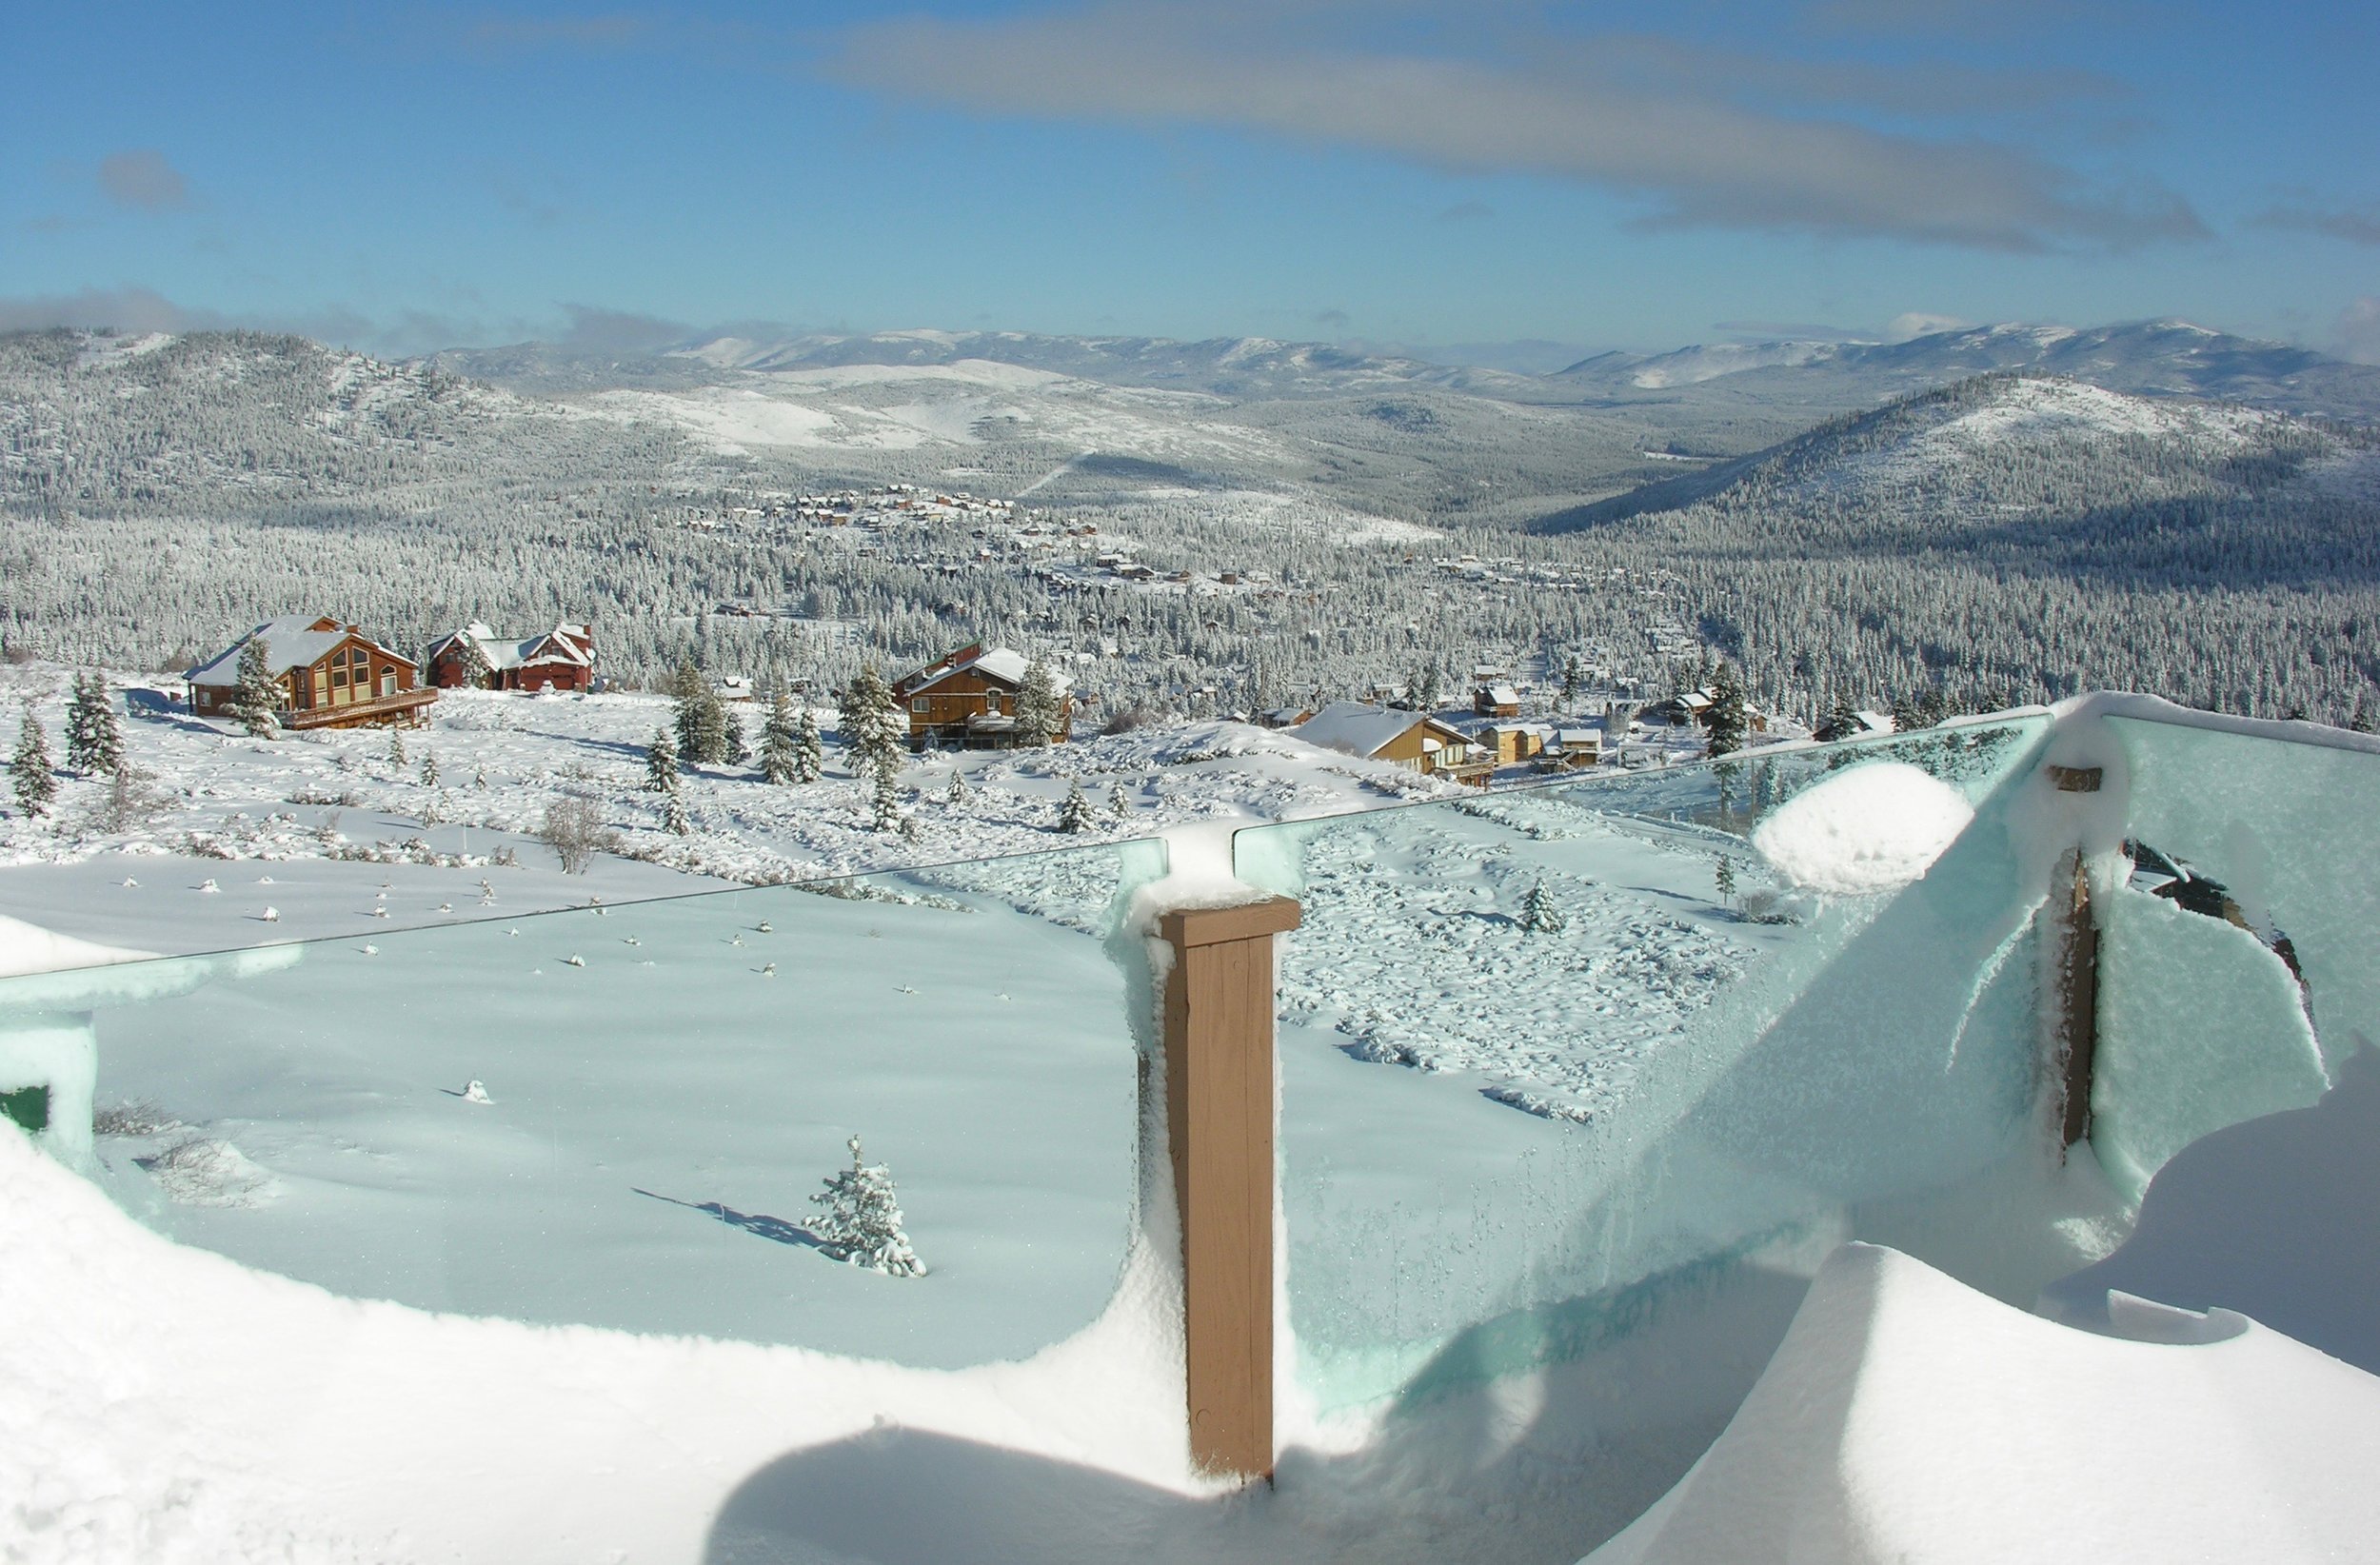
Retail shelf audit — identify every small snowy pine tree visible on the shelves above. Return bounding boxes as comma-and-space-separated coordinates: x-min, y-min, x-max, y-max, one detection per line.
66, 672, 124, 775
843, 665, 906, 783
1715, 856, 1738, 907
945, 766, 967, 804
11, 706, 56, 818
1014, 660, 1062, 746
1058, 779, 1094, 833
1518, 879, 1565, 934
387, 725, 407, 769
645, 723, 681, 791
760, 683, 801, 785
418, 750, 439, 788
224, 639, 283, 739
809, 1135, 926, 1278
1109, 781, 1130, 819
663, 788, 691, 836
869, 763, 903, 833
792, 705, 823, 783
1705, 662, 1749, 759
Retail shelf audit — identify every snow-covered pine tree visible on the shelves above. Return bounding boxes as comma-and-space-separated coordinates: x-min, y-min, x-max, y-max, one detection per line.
224, 639, 283, 739
843, 665, 906, 786
1014, 660, 1061, 746
454, 633, 495, 688
1705, 662, 1749, 758
2353, 691, 2375, 735
10, 706, 56, 818
419, 750, 439, 787
645, 724, 680, 791
1814, 698, 1866, 743
1715, 855, 1738, 906
670, 661, 704, 758
1109, 781, 1130, 819
663, 788, 691, 836
945, 766, 967, 804
66, 672, 124, 775
1058, 779, 1094, 833
1518, 878, 1565, 934
869, 763, 904, 834
809, 1135, 926, 1278
760, 683, 801, 784
387, 725, 407, 769
792, 705, 823, 783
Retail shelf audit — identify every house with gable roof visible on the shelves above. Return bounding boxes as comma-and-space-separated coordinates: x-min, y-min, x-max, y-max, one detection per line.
187, 616, 435, 730
893, 643, 1074, 749
425, 622, 597, 694
1289, 701, 1489, 784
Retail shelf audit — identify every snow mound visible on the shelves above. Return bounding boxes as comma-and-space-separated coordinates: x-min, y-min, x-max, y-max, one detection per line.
1592, 1242, 2380, 1565
0, 912, 155, 979
1751, 763, 1972, 895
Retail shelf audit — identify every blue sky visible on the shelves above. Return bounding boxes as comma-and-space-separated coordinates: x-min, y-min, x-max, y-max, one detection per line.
6, 1, 2375, 363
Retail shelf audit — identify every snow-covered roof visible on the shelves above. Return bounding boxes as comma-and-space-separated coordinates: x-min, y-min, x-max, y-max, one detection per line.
901, 645, 1073, 698
188, 616, 401, 685
1480, 685, 1522, 705
1290, 701, 1444, 760
432, 622, 593, 673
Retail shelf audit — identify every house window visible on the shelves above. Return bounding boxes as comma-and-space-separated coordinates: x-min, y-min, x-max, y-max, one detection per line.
912, 698, 930, 713
379, 669, 396, 698
331, 662, 348, 687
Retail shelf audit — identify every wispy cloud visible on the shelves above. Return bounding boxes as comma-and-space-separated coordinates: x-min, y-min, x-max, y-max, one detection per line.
2255, 200, 2380, 247
97, 149, 190, 210
2336, 298, 2380, 366
1438, 199, 1494, 223
823, 5, 2203, 251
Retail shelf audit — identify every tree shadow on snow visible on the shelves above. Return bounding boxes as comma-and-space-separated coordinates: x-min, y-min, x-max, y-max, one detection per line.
635, 1188, 825, 1252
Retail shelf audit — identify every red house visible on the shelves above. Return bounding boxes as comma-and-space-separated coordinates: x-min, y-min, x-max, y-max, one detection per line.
893, 643, 1074, 749
425, 622, 596, 693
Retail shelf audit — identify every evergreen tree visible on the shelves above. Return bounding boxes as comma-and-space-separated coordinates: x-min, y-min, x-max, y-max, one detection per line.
945, 767, 967, 804
671, 660, 706, 760
843, 665, 906, 785
1058, 779, 1094, 833
1109, 781, 1131, 819
760, 683, 802, 785
1891, 686, 1947, 733
792, 705, 823, 783
66, 672, 124, 775
809, 1135, 926, 1278
453, 633, 495, 688
224, 639, 283, 739
662, 788, 691, 836
1559, 655, 1582, 710
1518, 879, 1565, 934
10, 707, 56, 818
387, 725, 407, 769
1814, 698, 1866, 743
1715, 856, 1738, 906
2353, 691, 2375, 735
1705, 662, 1749, 758
1014, 659, 1062, 746
869, 763, 904, 834
645, 724, 681, 792
418, 750, 439, 788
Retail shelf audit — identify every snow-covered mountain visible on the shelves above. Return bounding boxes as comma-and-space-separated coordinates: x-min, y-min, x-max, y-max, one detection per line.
1548, 320, 2380, 421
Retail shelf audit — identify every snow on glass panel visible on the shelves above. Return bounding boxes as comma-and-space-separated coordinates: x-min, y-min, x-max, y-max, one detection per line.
19, 841, 1161, 1369
1235, 720, 2064, 1411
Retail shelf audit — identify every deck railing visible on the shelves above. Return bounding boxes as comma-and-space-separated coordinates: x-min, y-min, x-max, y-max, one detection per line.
0, 697, 2367, 1497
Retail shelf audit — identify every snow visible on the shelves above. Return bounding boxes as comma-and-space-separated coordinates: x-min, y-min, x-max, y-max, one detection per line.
1750, 761, 1973, 895
0, 912, 152, 980
1589, 1242, 2380, 1565
1288, 702, 1442, 762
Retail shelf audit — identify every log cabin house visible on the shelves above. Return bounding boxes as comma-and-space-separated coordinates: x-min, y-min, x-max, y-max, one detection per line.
425, 622, 596, 694
1290, 702, 1491, 785
188, 616, 435, 731
893, 644, 1075, 750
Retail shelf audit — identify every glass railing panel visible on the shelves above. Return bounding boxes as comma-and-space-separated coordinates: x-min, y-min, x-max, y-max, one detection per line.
1235, 717, 2067, 1414
1, 839, 1164, 1369
2092, 716, 2368, 1201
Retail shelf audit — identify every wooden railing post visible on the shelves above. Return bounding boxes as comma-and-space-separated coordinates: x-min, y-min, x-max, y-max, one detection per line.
1159, 896, 1299, 1483
2045, 763, 2105, 1149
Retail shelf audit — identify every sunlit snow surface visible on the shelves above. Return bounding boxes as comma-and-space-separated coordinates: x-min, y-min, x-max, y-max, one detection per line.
51, 845, 1158, 1368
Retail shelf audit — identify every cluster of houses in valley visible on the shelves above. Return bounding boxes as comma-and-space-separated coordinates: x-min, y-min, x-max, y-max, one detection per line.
185, 616, 597, 732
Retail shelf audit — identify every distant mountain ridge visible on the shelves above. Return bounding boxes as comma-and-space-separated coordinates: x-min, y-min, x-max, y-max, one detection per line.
1546, 319, 2377, 420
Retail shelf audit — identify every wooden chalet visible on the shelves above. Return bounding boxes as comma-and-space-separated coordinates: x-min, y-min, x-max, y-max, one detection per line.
188, 616, 435, 731
1289, 702, 1492, 785
893, 643, 1075, 750
426, 621, 596, 693
1474, 683, 1523, 718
